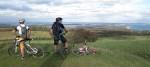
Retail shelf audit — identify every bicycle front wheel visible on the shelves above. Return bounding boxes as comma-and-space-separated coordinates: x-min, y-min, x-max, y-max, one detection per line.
8, 45, 18, 56
71, 48, 81, 56
33, 47, 45, 58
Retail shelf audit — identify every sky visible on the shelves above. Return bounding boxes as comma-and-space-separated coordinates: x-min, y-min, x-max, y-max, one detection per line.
0, 0, 150, 23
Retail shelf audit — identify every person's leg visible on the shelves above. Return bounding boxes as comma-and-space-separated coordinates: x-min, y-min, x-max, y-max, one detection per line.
61, 35, 68, 52
65, 42, 68, 49
19, 41, 25, 60
54, 35, 59, 53
54, 44, 58, 53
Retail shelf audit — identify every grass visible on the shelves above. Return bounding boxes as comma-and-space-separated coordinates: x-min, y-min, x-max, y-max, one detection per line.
0, 31, 150, 67
0, 31, 51, 41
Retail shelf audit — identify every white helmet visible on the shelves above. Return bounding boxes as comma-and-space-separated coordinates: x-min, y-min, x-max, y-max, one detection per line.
19, 18, 25, 23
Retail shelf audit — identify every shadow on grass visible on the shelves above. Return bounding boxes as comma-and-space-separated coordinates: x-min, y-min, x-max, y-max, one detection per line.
40, 53, 68, 67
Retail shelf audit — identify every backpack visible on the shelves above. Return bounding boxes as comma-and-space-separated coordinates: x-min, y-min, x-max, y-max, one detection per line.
52, 22, 63, 35
20, 25, 28, 39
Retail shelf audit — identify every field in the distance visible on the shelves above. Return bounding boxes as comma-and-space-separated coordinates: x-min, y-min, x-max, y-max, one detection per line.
0, 30, 150, 67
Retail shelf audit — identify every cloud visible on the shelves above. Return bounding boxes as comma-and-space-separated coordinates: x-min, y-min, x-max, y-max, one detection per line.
0, 0, 150, 23
0, 1, 31, 11
26, 0, 51, 4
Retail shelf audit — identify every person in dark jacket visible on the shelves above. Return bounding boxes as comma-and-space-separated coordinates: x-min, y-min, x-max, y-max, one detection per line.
50, 17, 68, 53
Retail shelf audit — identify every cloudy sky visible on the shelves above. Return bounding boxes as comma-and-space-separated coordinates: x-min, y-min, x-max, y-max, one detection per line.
0, 0, 150, 23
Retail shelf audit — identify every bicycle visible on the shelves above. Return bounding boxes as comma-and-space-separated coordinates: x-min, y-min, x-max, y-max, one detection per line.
8, 37, 45, 58
72, 47, 96, 56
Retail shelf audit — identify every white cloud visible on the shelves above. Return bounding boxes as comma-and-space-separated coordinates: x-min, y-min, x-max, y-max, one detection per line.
0, 0, 150, 23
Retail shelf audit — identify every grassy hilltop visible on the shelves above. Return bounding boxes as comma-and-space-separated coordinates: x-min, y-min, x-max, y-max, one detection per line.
0, 28, 150, 67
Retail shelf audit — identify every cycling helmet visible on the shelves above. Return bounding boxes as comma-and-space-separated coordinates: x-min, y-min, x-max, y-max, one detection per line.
19, 18, 25, 24
56, 17, 63, 22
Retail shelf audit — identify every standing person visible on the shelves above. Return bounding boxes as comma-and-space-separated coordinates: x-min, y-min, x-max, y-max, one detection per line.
50, 17, 68, 53
14, 18, 31, 60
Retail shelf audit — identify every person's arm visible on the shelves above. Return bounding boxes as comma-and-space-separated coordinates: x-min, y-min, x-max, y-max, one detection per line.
13, 27, 18, 36
13, 27, 17, 32
49, 28, 53, 36
64, 28, 68, 33
28, 28, 31, 39
26, 26, 31, 39
49, 24, 53, 35
61, 24, 68, 33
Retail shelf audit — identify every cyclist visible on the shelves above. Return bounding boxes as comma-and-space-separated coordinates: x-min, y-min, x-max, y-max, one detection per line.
50, 17, 68, 53
14, 18, 31, 60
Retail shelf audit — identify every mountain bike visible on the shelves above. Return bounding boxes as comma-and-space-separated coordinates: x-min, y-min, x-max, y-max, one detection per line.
72, 47, 96, 56
8, 37, 44, 58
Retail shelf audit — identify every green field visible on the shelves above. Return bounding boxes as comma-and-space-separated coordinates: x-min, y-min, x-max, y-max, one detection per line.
0, 31, 150, 67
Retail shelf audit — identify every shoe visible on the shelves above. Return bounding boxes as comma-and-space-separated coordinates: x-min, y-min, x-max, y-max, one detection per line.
21, 57, 24, 61
64, 48, 69, 54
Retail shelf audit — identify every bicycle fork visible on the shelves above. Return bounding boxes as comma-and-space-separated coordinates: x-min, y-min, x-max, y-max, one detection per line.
15, 41, 19, 53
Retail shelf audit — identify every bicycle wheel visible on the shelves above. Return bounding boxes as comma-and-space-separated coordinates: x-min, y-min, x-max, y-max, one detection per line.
71, 48, 81, 56
8, 45, 18, 56
33, 47, 44, 58
88, 48, 96, 55
58, 43, 69, 56
58, 46, 65, 55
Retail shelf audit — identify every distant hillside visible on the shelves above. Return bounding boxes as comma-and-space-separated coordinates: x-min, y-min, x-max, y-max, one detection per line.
0, 23, 150, 31
0, 24, 14, 28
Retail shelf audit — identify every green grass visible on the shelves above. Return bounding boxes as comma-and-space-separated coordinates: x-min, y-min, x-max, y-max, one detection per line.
0, 31, 150, 67
0, 31, 51, 41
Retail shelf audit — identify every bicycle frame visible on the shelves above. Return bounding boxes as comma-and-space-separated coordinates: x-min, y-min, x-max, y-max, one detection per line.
8, 37, 44, 58
15, 38, 38, 55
